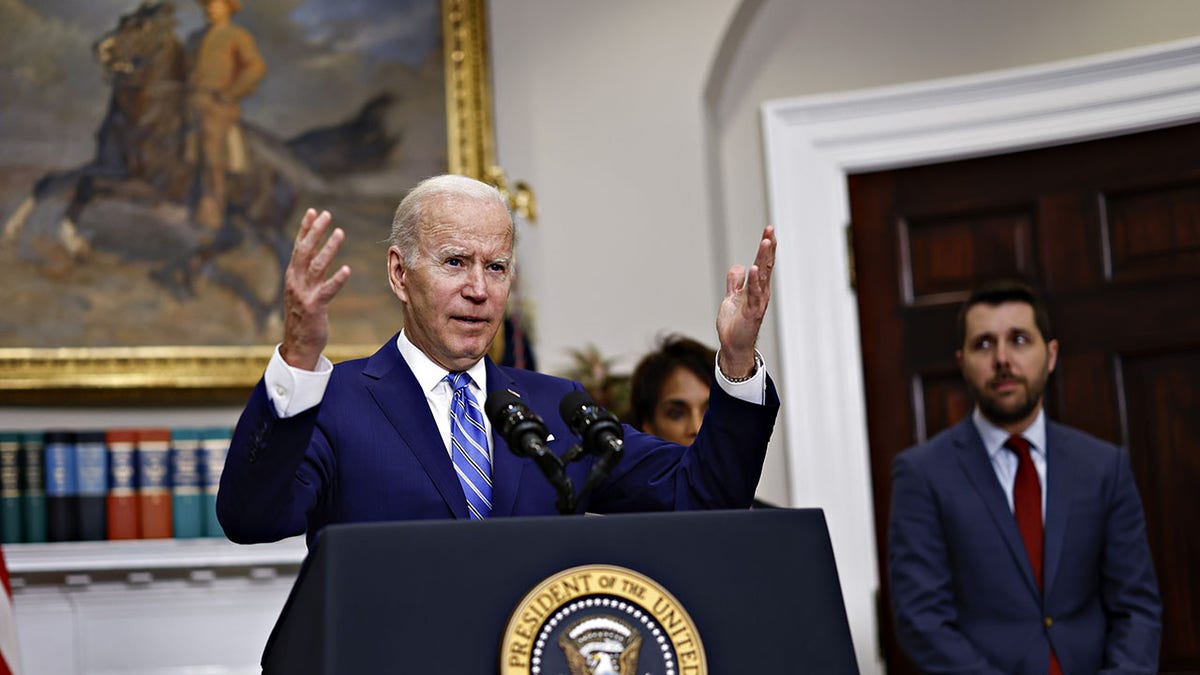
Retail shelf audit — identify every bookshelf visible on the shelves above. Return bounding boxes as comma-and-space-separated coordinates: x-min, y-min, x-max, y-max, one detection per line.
1, 407, 305, 673
7, 536, 305, 582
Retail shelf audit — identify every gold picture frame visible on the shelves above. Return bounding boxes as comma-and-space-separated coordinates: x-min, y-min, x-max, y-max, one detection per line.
0, 0, 497, 405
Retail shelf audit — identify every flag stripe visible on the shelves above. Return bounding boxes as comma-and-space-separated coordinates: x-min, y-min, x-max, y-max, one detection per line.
0, 545, 21, 675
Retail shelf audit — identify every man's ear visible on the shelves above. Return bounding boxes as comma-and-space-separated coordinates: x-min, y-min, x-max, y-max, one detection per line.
1046, 338, 1059, 374
955, 349, 964, 369
387, 247, 408, 302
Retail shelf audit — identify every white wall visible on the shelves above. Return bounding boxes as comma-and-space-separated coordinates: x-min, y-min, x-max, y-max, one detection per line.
487, 0, 797, 507
488, 0, 740, 372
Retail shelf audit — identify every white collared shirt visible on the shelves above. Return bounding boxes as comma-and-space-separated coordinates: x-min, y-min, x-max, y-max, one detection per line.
971, 407, 1048, 518
266, 331, 491, 459
396, 331, 491, 458
263, 336, 770, 454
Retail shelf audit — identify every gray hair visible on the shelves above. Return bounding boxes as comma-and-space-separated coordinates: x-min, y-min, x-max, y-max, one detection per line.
389, 174, 514, 268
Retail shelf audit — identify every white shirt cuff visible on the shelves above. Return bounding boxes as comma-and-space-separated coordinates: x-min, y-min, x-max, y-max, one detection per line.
264, 344, 333, 418
714, 350, 767, 405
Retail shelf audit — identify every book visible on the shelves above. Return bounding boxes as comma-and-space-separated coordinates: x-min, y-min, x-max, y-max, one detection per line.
106, 429, 140, 540
136, 428, 173, 539
75, 430, 108, 541
44, 430, 79, 542
0, 433, 22, 543
170, 429, 204, 539
200, 427, 230, 539
19, 431, 47, 543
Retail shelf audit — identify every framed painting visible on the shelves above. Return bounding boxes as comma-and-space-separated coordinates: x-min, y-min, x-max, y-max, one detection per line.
0, 0, 496, 403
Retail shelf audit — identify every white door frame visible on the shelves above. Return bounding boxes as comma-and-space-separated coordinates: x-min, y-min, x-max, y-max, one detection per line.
760, 37, 1200, 674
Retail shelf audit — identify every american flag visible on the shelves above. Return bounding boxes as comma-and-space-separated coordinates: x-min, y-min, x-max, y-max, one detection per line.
0, 546, 20, 675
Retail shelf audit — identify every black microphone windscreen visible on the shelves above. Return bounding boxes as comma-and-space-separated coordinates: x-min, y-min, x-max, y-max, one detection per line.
558, 389, 596, 425
484, 389, 524, 425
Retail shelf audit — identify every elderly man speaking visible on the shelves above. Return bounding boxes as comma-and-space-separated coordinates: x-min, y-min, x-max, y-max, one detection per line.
217, 175, 779, 546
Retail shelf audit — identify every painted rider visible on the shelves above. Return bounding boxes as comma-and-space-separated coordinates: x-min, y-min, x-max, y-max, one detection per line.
185, 0, 266, 238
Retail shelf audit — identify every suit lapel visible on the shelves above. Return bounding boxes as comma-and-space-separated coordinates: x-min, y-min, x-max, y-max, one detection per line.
485, 358, 529, 517
362, 338, 469, 519
952, 418, 1042, 597
1042, 421, 1072, 596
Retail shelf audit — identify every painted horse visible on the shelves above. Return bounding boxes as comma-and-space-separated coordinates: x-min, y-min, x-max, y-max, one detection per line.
2, 1, 315, 327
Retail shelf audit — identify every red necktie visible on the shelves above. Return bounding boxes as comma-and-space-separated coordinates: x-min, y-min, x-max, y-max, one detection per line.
1006, 435, 1062, 675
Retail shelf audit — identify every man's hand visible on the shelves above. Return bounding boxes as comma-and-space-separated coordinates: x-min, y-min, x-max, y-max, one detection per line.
279, 208, 351, 370
715, 225, 776, 379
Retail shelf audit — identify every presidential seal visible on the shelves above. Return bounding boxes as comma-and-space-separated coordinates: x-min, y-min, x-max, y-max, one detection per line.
500, 564, 706, 675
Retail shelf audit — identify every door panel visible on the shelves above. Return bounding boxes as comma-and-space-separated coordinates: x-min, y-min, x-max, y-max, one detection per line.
1105, 182, 1200, 281
1123, 348, 1200, 664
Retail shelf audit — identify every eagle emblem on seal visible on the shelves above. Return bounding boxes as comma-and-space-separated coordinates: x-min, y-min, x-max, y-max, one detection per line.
557, 615, 642, 674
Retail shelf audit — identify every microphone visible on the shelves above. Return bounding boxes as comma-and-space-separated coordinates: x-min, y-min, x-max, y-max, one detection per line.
485, 389, 551, 459
558, 391, 625, 498
558, 390, 624, 459
484, 390, 576, 514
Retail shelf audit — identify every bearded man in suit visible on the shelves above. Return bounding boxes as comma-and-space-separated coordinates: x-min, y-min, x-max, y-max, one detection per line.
888, 279, 1161, 674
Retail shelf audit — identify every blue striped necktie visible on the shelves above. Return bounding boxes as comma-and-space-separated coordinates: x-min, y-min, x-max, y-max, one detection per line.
446, 372, 492, 519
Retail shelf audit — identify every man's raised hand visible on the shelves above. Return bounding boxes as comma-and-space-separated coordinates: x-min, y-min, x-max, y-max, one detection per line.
715, 225, 776, 379
280, 208, 351, 370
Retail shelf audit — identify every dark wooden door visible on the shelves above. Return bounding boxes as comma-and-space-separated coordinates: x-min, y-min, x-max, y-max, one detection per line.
850, 122, 1200, 675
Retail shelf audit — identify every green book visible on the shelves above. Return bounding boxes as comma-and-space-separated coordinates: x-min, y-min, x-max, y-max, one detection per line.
20, 431, 47, 543
0, 433, 22, 543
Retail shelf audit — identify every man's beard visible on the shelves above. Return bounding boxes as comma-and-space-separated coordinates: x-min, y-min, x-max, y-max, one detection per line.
970, 366, 1049, 427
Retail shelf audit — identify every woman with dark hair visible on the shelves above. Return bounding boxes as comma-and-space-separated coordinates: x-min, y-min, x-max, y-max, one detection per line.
630, 334, 777, 508
629, 334, 716, 446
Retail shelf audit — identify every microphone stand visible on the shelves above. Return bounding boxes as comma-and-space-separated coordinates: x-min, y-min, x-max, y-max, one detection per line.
511, 429, 577, 515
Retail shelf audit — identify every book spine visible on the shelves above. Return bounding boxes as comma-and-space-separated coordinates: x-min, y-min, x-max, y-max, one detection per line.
20, 432, 47, 543
137, 432, 173, 539
106, 431, 140, 540
44, 431, 80, 542
75, 431, 108, 541
0, 434, 22, 543
200, 429, 230, 538
171, 432, 203, 539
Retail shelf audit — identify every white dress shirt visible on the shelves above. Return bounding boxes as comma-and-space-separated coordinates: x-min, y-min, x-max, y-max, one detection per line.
971, 407, 1048, 518
263, 332, 770, 455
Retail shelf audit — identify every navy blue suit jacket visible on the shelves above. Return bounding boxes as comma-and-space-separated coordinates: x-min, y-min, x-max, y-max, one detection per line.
888, 416, 1161, 674
217, 335, 779, 547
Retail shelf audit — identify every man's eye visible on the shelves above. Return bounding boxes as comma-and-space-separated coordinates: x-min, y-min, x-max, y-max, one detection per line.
488, 263, 507, 273
975, 339, 992, 350
1013, 334, 1030, 344
445, 258, 463, 267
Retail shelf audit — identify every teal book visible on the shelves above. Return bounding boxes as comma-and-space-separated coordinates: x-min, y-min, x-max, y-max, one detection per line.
199, 427, 230, 538
0, 433, 22, 543
19, 431, 46, 543
170, 428, 204, 539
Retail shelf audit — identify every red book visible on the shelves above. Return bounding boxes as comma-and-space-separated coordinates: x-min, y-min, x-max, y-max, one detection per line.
136, 429, 173, 539
105, 429, 139, 540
